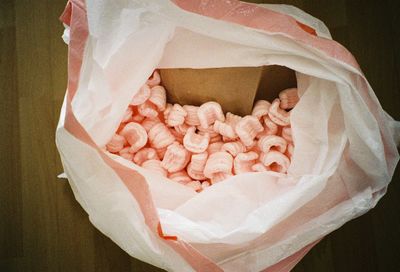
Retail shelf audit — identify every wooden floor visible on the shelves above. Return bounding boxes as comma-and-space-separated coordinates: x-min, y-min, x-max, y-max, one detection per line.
1, 0, 399, 271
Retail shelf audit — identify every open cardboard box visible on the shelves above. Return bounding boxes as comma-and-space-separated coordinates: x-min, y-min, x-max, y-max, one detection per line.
160, 65, 297, 116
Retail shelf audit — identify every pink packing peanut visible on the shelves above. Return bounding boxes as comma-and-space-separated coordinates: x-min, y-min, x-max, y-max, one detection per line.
251, 100, 271, 119
119, 147, 133, 161
235, 115, 263, 147
207, 141, 224, 154
106, 133, 126, 153
183, 105, 201, 126
225, 112, 242, 128
286, 143, 294, 159
197, 101, 225, 129
167, 104, 187, 126
204, 151, 233, 179
119, 122, 148, 153
163, 103, 173, 121
142, 159, 167, 177
211, 172, 233, 184
146, 70, 161, 87
174, 123, 191, 135
278, 88, 299, 110
260, 151, 290, 173
149, 85, 167, 111
121, 107, 133, 123
131, 106, 145, 123
168, 170, 192, 185
148, 123, 175, 149
258, 135, 287, 153
161, 142, 191, 173
256, 116, 278, 138
213, 120, 237, 139
222, 141, 246, 157
130, 84, 151, 106
233, 151, 259, 174
252, 163, 268, 172
133, 147, 159, 166
141, 117, 161, 132
281, 126, 293, 142
187, 152, 208, 180
268, 98, 290, 126
183, 127, 210, 153
138, 101, 158, 118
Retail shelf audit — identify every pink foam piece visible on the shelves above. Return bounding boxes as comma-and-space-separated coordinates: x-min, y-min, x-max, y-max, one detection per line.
183, 127, 210, 153
258, 135, 288, 153
252, 100, 271, 119
198, 101, 225, 129
278, 88, 299, 110
119, 122, 148, 153
268, 98, 290, 126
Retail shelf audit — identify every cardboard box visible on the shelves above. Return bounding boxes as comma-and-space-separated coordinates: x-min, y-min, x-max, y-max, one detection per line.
160, 65, 297, 116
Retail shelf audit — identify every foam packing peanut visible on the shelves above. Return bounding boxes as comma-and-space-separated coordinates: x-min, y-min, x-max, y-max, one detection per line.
174, 123, 191, 135
149, 85, 167, 111
106, 133, 126, 153
133, 147, 159, 166
119, 147, 133, 161
260, 151, 290, 173
163, 103, 173, 122
161, 142, 191, 173
197, 101, 225, 129
225, 112, 242, 128
251, 100, 271, 119
251, 163, 268, 172
131, 106, 145, 123
235, 116, 263, 147
183, 127, 210, 153
211, 172, 233, 184
168, 170, 192, 185
138, 101, 158, 118
141, 117, 161, 132
256, 116, 278, 138
121, 107, 133, 123
278, 88, 299, 110
197, 125, 220, 138
258, 135, 287, 153
119, 122, 148, 153
130, 84, 151, 106
281, 126, 293, 142
142, 159, 167, 177
222, 141, 246, 157
286, 143, 294, 159
207, 141, 224, 155
268, 99, 290, 126
183, 105, 201, 126
213, 120, 237, 139
167, 104, 187, 127
233, 151, 259, 174
187, 152, 208, 180
146, 70, 161, 87
204, 151, 233, 179
169, 128, 184, 144
148, 123, 175, 149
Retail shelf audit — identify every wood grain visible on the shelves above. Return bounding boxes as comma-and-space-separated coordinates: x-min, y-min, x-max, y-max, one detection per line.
0, 0, 399, 271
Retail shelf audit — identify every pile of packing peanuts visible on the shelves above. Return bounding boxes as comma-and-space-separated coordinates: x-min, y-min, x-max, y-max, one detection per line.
106, 70, 300, 192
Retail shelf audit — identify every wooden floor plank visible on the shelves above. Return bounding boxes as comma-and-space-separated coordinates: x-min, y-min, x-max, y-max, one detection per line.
0, 0, 23, 261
